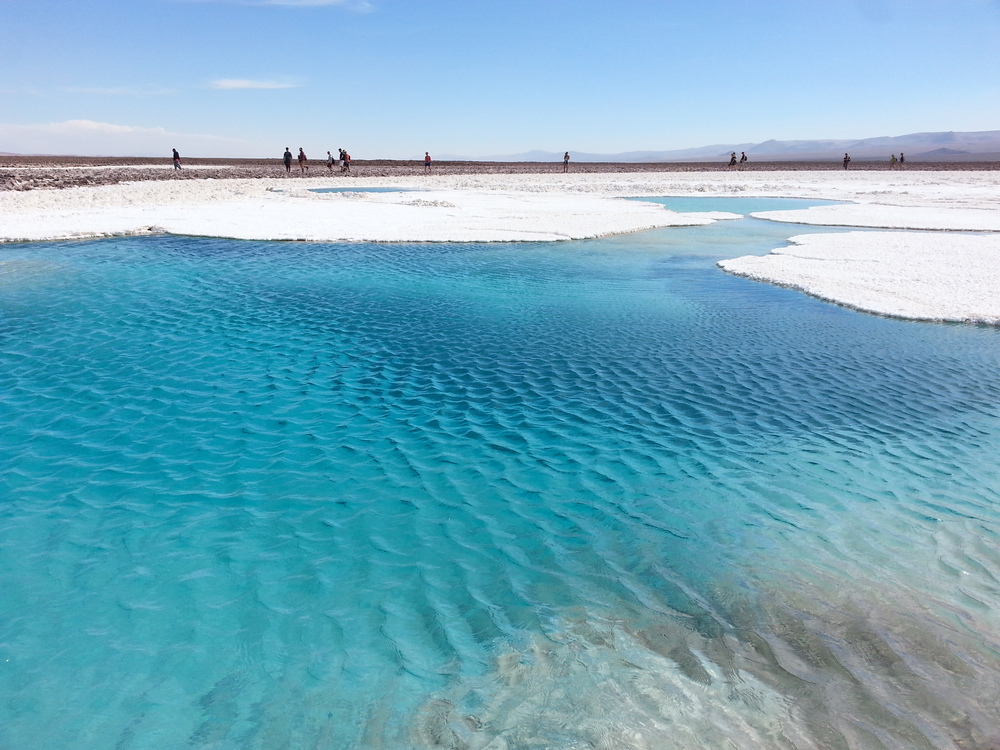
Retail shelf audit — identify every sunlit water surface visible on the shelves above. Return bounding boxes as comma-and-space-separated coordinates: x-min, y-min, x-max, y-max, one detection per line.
2, 202, 999, 749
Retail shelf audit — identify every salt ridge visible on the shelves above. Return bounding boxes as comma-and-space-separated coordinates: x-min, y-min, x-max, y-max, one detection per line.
3, 170, 999, 323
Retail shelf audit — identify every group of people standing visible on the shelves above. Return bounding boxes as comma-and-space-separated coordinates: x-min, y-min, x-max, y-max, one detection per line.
171, 147, 912, 175
727, 152, 749, 169
842, 152, 907, 169
279, 149, 431, 175
283, 147, 351, 174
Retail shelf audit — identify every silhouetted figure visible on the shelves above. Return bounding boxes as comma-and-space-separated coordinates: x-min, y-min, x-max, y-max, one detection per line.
298, 148, 309, 173
843, 153, 851, 169
283, 147, 293, 174
424, 152, 432, 172
563, 152, 570, 172
172, 148, 181, 170
728, 152, 737, 169
739, 151, 748, 170
327, 151, 334, 171
899, 152, 906, 168
890, 154, 898, 169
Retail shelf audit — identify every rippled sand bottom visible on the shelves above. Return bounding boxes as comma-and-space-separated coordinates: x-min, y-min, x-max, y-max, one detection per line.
1, 224, 999, 749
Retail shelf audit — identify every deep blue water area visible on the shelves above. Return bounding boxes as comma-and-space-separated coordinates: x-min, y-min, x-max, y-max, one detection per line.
2, 205, 999, 749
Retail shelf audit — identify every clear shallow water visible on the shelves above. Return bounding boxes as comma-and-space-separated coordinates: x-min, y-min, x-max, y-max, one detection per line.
2, 208, 1000, 749
633, 195, 844, 215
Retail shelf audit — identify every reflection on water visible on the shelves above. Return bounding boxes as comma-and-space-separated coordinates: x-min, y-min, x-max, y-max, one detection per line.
1, 208, 999, 748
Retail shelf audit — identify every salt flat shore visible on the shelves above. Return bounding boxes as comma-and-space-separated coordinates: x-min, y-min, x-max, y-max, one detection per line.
3, 156, 997, 192
1, 163, 998, 324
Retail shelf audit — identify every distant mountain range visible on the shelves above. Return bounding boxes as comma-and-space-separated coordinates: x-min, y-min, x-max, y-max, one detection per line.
445, 130, 1000, 163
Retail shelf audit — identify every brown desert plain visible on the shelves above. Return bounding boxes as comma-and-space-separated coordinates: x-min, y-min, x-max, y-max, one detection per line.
2, 154, 998, 191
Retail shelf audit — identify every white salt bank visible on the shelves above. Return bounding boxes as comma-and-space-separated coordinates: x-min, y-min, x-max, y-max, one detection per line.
2, 169, 999, 324
719, 231, 1000, 325
0, 178, 710, 244
753, 203, 1000, 232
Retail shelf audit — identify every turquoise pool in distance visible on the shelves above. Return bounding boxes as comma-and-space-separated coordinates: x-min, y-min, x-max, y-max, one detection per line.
631, 195, 846, 215
1, 200, 998, 749
310, 186, 419, 194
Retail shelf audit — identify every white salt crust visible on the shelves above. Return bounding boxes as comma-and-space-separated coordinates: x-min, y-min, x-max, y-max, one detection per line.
2, 170, 999, 323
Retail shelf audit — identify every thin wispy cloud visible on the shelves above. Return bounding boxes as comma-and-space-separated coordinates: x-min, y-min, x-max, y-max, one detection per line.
0, 119, 238, 139
183, 0, 373, 9
210, 79, 300, 90
260, 0, 372, 7
0, 87, 45, 97
25, 120, 170, 136
64, 85, 176, 97
0, 119, 252, 156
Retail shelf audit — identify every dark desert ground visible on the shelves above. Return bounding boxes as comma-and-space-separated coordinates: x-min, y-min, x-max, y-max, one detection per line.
3, 154, 998, 192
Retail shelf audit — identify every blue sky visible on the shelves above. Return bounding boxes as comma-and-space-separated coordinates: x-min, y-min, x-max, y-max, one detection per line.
1, 0, 998, 158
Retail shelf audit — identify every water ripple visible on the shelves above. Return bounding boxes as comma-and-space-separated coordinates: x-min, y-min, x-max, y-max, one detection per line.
1, 232, 1000, 748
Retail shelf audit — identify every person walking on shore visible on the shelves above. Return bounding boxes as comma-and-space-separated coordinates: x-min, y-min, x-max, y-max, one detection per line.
283, 147, 293, 174
343, 151, 351, 173
728, 152, 737, 169
298, 148, 309, 173
739, 151, 748, 170
327, 151, 334, 171
843, 153, 851, 169
890, 154, 898, 169
424, 152, 432, 173
172, 148, 181, 170
899, 152, 906, 169
563, 152, 570, 172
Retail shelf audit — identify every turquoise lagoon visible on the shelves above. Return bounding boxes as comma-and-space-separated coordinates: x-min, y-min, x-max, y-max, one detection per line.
1, 203, 999, 749
309, 187, 420, 194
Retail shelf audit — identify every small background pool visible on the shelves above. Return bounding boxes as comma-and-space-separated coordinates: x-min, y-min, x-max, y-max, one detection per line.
631, 195, 846, 214
309, 186, 419, 194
